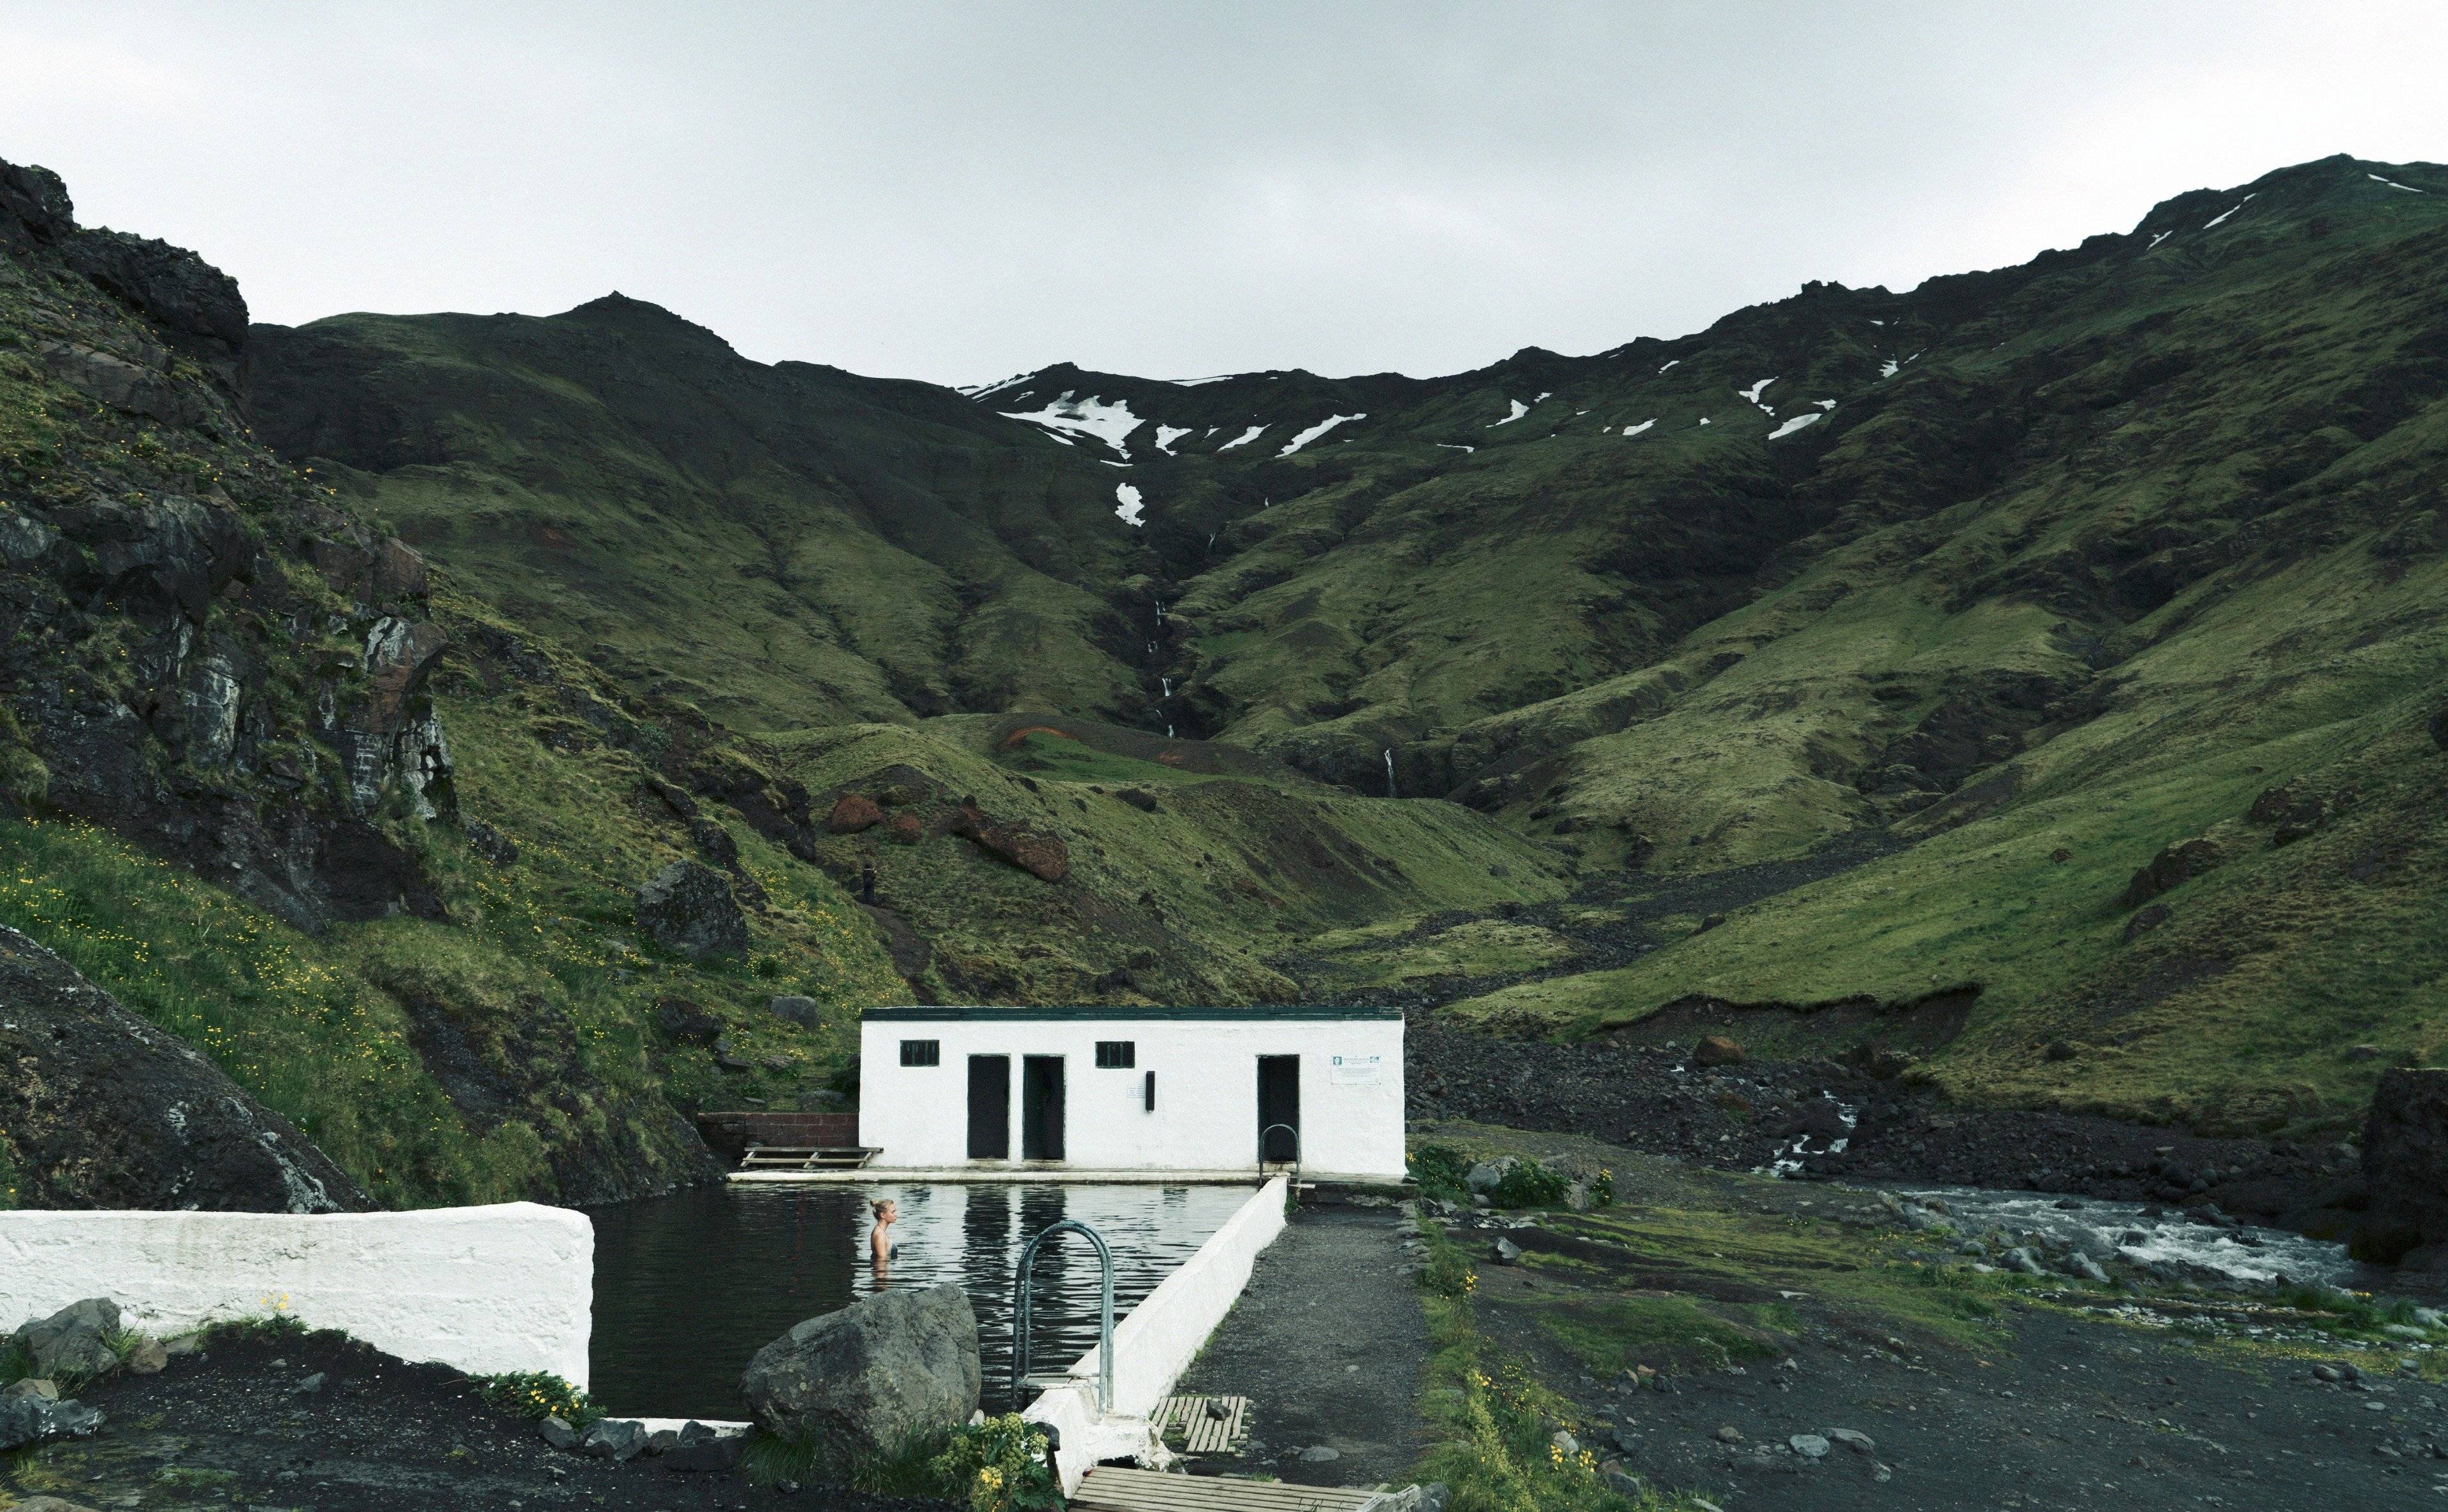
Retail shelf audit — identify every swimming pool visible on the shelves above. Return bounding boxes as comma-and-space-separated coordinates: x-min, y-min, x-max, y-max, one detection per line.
585, 1181, 1255, 1419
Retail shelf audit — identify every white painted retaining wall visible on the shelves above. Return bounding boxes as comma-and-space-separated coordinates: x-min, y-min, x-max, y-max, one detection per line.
0, 1202, 592, 1387
1023, 1176, 1288, 1492
862, 1010, 1406, 1179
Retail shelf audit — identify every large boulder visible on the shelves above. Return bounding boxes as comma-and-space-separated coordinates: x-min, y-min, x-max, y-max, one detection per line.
740, 1283, 980, 1469
2361, 1068, 2448, 1263
14, 1299, 119, 1381
949, 801, 1068, 883
636, 861, 749, 961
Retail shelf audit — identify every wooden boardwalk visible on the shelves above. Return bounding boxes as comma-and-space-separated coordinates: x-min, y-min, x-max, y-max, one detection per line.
1153, 1393, 1251, 1455
1072, 1467, 1387, 1512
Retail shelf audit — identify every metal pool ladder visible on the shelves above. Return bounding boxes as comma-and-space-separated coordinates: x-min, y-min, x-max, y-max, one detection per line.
1259, 1122, 1302, 1199
1012, 1218, 1115, 1416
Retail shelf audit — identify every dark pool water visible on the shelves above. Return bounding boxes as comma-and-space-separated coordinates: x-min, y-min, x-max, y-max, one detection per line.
584, 1182, 1254, 1419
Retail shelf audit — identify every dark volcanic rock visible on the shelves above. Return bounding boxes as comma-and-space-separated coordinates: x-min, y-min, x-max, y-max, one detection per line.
0, 926, 368, 1212
2118, 838, 2224, 909
2358, 1067, 2448, 1263
2122, 903, 2172, 941
15, 1299, 120, 1380
635, 861, 748, 961
740, 1284, 981, 1472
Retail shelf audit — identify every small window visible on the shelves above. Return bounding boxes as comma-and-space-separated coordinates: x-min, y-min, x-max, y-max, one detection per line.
1095, 1040, 1136, 1069
900, 1038, 941, 1067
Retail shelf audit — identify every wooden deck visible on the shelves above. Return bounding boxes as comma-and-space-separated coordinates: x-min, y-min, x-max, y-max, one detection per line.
1154, 1393, 1251, 1455
736, 1144, 878, 1171
1072, 1467, 1389, 1512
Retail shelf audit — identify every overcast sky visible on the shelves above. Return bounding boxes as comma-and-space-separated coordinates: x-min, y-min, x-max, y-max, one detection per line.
3, 2, 2443, 386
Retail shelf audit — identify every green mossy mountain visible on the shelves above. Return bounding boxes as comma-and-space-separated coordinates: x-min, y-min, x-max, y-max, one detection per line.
244, 152, 2448, 1138
3, 147, 2444, 1213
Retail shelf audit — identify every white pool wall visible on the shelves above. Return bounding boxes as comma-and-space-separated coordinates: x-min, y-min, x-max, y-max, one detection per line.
1023, 1174, 1289, 1492
0, 1202, 593, 1386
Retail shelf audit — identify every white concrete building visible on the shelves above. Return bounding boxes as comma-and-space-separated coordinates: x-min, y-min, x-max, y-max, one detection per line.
856, 1007, 1404, 1181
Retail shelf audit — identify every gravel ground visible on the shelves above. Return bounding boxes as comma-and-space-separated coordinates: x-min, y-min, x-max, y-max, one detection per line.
1172, 1202, 1432, 1488
1488, 1290, 2448, 1510
14, 1325, 955, 1512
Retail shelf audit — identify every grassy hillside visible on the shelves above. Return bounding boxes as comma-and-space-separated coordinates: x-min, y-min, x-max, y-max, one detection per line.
11, 145, 2447, 1207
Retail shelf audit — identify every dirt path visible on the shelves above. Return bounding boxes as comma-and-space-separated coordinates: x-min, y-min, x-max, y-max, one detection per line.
1172, 1203, 1432, 1488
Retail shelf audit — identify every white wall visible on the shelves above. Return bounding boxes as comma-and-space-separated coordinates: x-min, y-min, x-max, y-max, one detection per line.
859, 1015, 1405, 1179
0, 1202, 592, 1387
1024, 1175, 1287, 1492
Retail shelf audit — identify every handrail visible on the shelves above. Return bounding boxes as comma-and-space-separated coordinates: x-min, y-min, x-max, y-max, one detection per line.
1011, 1218, 1114, 1417
1258, 1121, 1302, 1201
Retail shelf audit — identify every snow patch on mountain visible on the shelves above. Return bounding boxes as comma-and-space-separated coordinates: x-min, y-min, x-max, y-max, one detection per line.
1279, 414, 1365, 456
1622, 419, 1656, 437
961, 370, 1038, 398
1658, 359, 1681, 374
1000, 391, 1144, 456
1489, 400, 1530, 427
1113, 483, 1145, 527
1768, 412, 1823, 440
1217, 425, 1267, 451
1154, 426, 1192, 454
1740, 377, 1777, 414
2370, 173, 2426, 193
2202, 193, 2256, 230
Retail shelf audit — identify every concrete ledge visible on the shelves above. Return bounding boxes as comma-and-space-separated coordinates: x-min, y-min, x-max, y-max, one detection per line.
0, 1202, 593, 1387
1024, 1175, 1289, 1492
727, 1167, 1391, 1186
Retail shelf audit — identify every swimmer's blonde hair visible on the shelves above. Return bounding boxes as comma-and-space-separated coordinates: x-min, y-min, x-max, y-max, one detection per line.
871, 1197, 894, 1217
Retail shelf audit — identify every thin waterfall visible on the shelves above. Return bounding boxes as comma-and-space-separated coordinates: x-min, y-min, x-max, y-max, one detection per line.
1384, 748, 1396, 798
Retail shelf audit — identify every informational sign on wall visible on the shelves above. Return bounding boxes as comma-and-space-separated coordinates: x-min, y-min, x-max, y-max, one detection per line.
1329, 1052, 1383, 1085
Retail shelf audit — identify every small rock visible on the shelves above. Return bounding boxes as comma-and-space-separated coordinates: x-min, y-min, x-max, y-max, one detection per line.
0, 1396, 104, 1451
2067, 1254, 2110, 1284
1826, 1427, 1876, 1455
539, 1416, 579, 1450
2313, 1364, 2344, 1383
3, 1379, 57, 1400
1694, 1035, 1745, 1067
123, 1338, 168, 1376
1465, 1157, 1518, 1193
1714, 1425, 1744, 1444
1299, 1445, 1341, 1462
1789, 1433, 1829, 1459
1551, 1429, 1579, 1457
647, 1427, 680, 1453
768, 994, 822, 1028
14, 1298, 120, 1381
1697, 913, 1727, 933
1492, 1238, 1522, 1265
581, 1418, 650, 1461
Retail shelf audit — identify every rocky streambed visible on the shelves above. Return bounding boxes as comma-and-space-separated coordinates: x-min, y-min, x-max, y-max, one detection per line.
1407, 1021, 2378, 1246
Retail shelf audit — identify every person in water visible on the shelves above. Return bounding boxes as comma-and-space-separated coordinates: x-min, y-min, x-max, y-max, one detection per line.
869, 1196, 900, 1276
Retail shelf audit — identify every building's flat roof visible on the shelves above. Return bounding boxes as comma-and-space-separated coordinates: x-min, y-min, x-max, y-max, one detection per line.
863, 1005, 1401, 1022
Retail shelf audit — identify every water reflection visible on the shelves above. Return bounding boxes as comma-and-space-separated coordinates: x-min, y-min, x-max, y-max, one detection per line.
585, 1182, 1251, 1419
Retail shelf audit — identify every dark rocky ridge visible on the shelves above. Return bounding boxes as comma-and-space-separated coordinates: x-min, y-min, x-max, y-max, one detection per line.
0, 925, 367, 1211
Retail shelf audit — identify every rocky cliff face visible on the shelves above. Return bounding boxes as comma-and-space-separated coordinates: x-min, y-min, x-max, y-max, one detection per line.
0, 159, 452, 936
0, 924, 367, 1211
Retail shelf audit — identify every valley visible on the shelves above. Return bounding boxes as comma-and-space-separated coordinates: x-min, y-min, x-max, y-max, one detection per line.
2, 143, 2445, 1511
